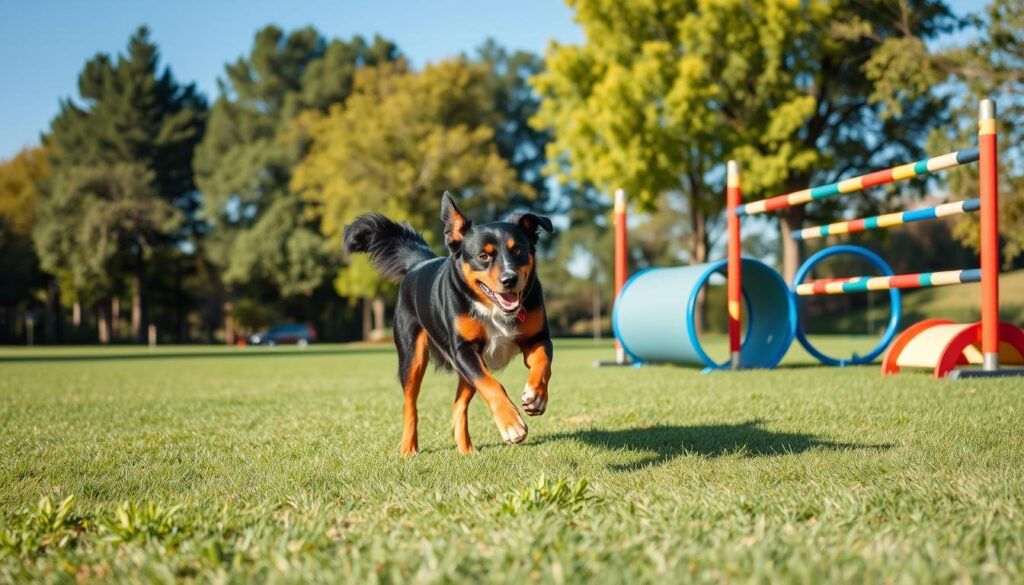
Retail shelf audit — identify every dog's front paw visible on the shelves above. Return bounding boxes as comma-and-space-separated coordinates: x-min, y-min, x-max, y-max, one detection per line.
521, 385, 547, 416
495, 407, 528, 444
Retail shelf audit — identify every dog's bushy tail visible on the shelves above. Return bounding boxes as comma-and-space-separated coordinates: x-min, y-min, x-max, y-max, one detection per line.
343, 214, 437, 281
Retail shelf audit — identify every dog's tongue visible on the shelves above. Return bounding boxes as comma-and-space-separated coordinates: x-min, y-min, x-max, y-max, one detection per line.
496, 292, 519, 310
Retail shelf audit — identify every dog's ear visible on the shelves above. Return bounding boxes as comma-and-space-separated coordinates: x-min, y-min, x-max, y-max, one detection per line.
508, 212, 554, 245
440, 191, 471, 252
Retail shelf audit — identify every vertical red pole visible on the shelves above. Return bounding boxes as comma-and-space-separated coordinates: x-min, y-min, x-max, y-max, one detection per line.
979, 99, 999, 371
613, 188, 628, 364
727, 161, 742, 370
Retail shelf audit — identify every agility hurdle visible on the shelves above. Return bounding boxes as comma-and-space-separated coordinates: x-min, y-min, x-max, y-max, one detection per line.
728, 99, 1024, 378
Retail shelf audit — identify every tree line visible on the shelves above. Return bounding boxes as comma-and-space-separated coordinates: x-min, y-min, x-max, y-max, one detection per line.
1, 0, 1021, 345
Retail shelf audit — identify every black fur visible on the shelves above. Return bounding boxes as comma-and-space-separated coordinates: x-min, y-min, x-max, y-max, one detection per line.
343, 214, 436, 281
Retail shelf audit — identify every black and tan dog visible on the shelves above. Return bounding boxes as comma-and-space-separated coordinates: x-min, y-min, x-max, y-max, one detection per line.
343, 192, 553, 455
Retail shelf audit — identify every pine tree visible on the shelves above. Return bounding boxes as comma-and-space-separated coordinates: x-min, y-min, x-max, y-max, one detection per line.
37, 27, 205, 342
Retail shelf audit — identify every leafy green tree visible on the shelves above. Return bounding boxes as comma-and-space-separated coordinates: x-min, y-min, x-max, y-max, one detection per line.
292, 58, 529, 320
474, 40, 553, 212
915, 0, 1024, 266
0, 146, 49, 235
34, 164, 180, 342
0, 218, 38, 309
0, 146, 52, 341
534, 0, 956, 281
194, 26, 400, 304
41, 27, 205, 341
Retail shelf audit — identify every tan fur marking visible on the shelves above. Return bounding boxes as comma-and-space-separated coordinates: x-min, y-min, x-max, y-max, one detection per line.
484, 243, 495, 254
452, 378, 476, 454
522, 341, 552, 391
455, 314, 487, 342
460, 261, 491, 303
518, 306, 546, 338
448, 214, 466, 243
399, 331, 429, 457
473, 374, 522, 431
507, 238, 516, 250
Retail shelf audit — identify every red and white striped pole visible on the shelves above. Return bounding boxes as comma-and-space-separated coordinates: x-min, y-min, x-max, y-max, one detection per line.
979, 99, 999, 371
727, 161, 742, 370
613, 188, 628, 364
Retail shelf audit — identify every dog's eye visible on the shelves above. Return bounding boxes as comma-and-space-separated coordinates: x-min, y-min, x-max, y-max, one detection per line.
512, 246, 522, 256
477, 252, 491, 263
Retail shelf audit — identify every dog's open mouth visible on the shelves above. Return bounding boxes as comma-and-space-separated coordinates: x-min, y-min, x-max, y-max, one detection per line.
478, 282, 520, 313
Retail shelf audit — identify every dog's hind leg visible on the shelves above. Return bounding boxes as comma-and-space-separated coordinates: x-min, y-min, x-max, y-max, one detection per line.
395, 316, 429, 457
452, 377, 476, 454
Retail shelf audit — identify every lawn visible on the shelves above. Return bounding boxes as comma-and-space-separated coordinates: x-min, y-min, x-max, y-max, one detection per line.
1, 338, 1023, 583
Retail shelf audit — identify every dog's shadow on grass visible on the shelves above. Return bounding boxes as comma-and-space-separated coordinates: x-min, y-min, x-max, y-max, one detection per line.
542, 419, 890, 471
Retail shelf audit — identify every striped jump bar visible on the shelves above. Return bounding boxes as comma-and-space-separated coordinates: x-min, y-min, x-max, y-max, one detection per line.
795, 268, 982, 296
736, 146, 980, 216
793, 198, 980, 241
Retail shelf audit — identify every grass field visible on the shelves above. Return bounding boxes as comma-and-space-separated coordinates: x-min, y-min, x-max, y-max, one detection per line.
2, 338, 1023, 583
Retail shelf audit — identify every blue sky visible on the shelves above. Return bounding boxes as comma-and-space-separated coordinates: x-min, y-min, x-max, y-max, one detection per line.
0, 0, 583, 159
0, 0, 982, 161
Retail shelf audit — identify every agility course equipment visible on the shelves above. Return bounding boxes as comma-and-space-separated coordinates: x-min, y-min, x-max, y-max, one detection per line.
608, 161, 796, 371
612, 258, 795, 369
791, 199, 980, 242
595, 190, 633, 367
882, 319, 1024, 379
791, 245, 901, 367
728, 98, 1024, 378
606, 98, 1023, 377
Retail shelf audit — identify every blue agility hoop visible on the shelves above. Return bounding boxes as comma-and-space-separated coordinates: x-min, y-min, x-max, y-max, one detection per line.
792, 245, 901, 366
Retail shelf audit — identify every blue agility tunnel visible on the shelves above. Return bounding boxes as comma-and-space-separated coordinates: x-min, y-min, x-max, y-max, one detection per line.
612, 258, 796, 369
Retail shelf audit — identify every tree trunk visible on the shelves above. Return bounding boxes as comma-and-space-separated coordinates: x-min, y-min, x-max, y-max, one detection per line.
97, 303, 110, 344
689, 200, 710, 334
362, 297, 372, 340
46, 279, 58, 343
224, 302, 235, 345
73, 301, 81, 328
131, 273, 143, 343
779, 206, 806, 283
111, 297, 120, 341
175, 257, 183, 343
372, 294, 386, 335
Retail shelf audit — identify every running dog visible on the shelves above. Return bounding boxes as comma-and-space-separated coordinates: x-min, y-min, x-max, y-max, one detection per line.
343, 191, 553, 455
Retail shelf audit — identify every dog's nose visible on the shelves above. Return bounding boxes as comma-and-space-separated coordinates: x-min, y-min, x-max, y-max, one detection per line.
499, 271, 518, 289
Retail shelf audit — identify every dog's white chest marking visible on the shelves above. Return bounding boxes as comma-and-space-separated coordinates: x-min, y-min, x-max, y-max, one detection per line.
472, 301, 520, 371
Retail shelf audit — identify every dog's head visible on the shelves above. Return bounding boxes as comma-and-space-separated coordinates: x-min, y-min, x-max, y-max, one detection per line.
440, 191, 553, 315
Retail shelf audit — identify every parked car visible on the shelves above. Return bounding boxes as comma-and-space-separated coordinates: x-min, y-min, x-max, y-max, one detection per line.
248, 323, 317, 346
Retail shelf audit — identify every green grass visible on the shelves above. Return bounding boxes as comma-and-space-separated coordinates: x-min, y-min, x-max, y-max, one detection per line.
2, 339, 1023, 583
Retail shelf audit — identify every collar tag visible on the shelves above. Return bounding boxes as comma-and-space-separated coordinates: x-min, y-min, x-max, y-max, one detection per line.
516, 309, 527, 323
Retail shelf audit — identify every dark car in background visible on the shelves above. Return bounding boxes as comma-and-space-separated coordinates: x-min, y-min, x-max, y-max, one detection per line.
248, 323, 317, 346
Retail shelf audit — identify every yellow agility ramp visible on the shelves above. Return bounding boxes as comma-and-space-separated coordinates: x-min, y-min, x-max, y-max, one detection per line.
882, 319, 1024, 379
